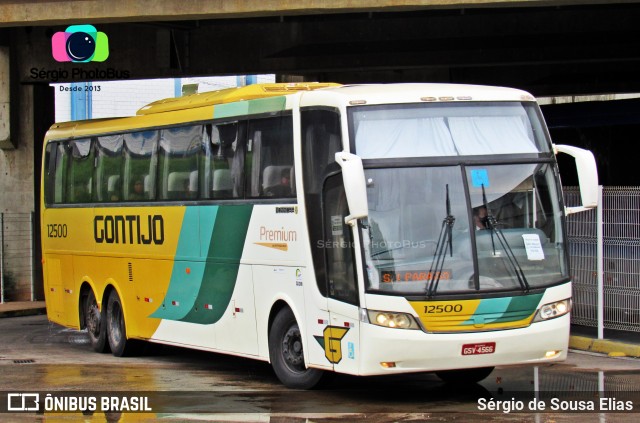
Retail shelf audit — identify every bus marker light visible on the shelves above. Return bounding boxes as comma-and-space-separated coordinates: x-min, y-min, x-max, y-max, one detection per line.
64, 289, 73, 294
439, 96, 455, 101
144, 297, 152, 303
344, 322, 354, 328
204, 304, 213, 310
318, 319, 328, 325
234, 307, 244, 313
171, 301, 180, 306
420, 96, 437, 102
380, 362, 396, 368
185, 268, 191, 274
545, 350, 561, 358
349, 100, 367, 105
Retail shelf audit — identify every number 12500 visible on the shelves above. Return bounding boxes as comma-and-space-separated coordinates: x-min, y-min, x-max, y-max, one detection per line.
424, 304, 463, 313
47, 223, 68, 238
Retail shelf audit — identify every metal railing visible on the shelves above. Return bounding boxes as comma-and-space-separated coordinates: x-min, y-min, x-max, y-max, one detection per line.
0, 212, 37, 303
565, 186, 640, 333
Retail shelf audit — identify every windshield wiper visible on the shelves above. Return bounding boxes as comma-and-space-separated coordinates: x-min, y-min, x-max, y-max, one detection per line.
426, 184, 455, 297
481, 184, 530, 292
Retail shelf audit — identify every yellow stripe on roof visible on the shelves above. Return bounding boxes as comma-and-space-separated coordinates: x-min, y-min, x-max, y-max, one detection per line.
44, 82, 341, 142
136, 82, 340, 115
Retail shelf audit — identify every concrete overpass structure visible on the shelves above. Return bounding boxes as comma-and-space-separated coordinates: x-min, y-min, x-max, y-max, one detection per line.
3, 1, 640, 95
1, 0, 639, 299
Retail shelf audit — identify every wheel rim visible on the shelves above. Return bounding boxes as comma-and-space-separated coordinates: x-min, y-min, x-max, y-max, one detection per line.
85, 294, 101, 339
109, 300, 123, 346
281, 324, 305, 373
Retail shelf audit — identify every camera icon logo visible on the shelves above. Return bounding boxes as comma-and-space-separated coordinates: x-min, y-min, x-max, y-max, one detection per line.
51, 24, 109, 63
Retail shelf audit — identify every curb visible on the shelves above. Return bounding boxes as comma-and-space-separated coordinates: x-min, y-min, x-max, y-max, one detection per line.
0, 307, 47, 319
570, 335, 640, 358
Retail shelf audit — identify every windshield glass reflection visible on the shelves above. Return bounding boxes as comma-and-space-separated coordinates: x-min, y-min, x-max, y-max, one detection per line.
361, 164, 568, 296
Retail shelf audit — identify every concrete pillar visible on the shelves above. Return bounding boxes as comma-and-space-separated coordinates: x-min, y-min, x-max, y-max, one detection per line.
0, 29, 39, 300
0, 46, 12, 150
0, 37, 35, 214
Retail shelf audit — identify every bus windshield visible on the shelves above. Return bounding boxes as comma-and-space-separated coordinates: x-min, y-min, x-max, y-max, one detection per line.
361, 164, 567, 296
352, 101, 568, 296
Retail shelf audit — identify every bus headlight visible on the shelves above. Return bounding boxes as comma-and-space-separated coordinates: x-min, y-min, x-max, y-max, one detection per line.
533, 299, 571, 322
367, 310, 420, 329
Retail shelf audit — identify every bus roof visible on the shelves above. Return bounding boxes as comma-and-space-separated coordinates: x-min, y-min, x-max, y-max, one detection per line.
137, 82, 340, 115
44, 82, 535, 142
45, 82, 340, 141
299, 83, 536, 107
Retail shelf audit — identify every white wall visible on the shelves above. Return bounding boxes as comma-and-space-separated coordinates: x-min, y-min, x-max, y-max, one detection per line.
53, 75, 275, 122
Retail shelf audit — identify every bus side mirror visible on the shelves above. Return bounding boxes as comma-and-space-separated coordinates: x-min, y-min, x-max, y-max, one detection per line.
553, 144, 599, 215
335, 152, 369, 225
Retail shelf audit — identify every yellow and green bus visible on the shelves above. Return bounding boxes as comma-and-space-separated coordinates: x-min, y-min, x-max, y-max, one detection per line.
41, 82, 598, 388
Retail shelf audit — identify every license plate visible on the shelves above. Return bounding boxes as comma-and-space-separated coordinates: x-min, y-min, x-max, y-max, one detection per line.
461, 342, 496, 355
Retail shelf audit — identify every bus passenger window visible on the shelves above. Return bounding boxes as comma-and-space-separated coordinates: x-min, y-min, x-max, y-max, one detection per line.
158, 125, 204, 201
65, 138, 94, 204
47, 142, 69, 204
96, 134, 124, 202
123, 130, 158, 201
206, 122, 243, 199
246, 115, 294, 199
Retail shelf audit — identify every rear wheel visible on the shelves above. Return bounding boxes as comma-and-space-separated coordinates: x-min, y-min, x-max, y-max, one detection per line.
436, 367, 494, 384
269, 308, 324, 389
82, 289, 109, 353
106, 290, 135, 357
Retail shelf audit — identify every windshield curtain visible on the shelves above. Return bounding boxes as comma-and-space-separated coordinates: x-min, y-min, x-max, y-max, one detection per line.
351, 102, 550, 158
360, 164, 567, 296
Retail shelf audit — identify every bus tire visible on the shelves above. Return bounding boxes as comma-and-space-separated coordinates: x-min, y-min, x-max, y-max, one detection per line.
82, 289, 109, 353
106, 290, 134, 357
435, 367, 494, 384
269, 307, 324, 389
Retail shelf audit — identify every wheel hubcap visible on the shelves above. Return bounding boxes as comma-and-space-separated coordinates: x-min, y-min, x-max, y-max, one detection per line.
87, 304, 100, 336
109, 302, 122, 345
282, 325, 305, 372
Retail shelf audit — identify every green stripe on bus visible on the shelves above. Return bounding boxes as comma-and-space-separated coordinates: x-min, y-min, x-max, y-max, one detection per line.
489, 293, 543, 324
214, 96, 286, 119
179, 204, 253, 324
459, 297, 509, 326
460, 293, 543, 326
151, 205, 253, 324
150, 206, 218, 321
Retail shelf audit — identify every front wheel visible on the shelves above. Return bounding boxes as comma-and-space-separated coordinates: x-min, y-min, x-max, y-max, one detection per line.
106, 290, 135, 357
82, 289, 109, 353
436, 366, 494, 384
269, 308, 324, 389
